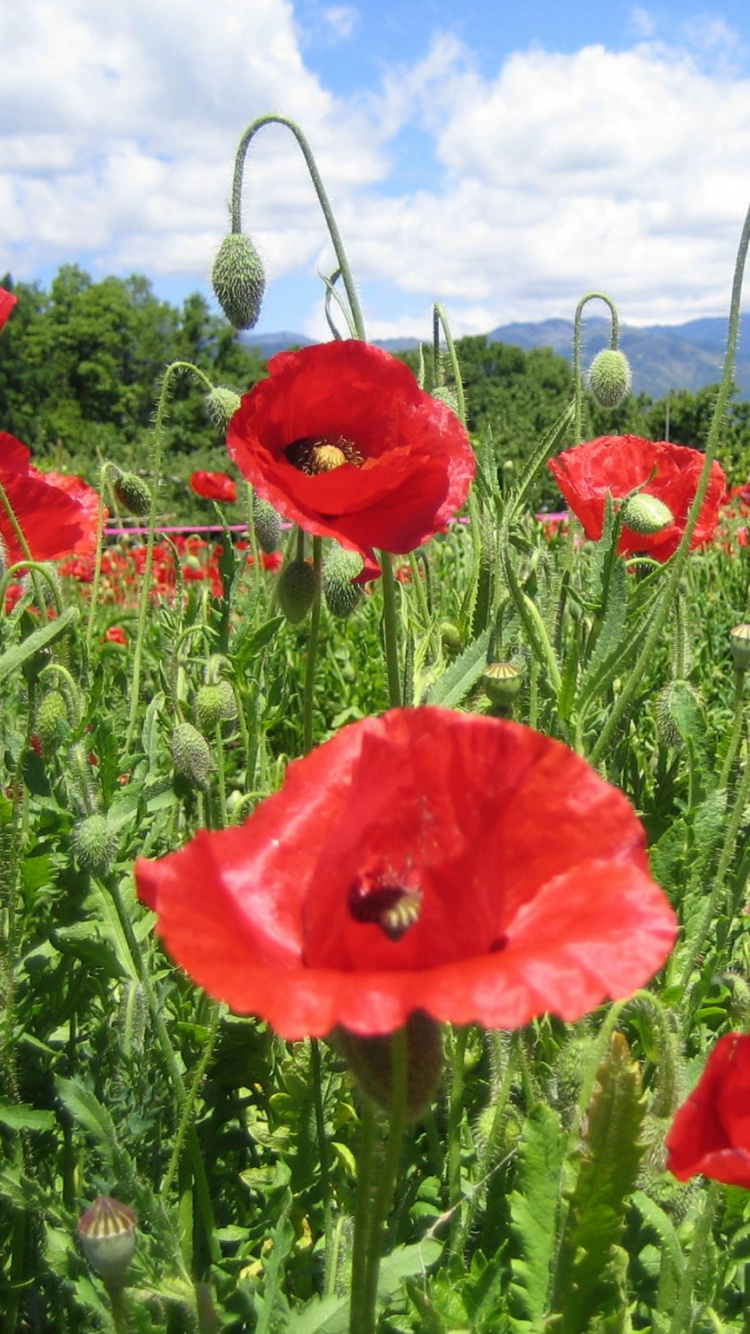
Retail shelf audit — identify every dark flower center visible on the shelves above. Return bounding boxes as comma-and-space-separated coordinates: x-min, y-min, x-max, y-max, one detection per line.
348, 878, 422, 942
286, 435, 363, 475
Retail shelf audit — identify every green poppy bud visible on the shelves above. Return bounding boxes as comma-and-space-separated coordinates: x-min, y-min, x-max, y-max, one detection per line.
36, 689, 68, 753
621, 493, 673, 536
204, 386, 242, 429
72, 814, 119, 876
78, 1196, 137, 1290
212, 233, 265, 330
439, 621, 463, 658
277, 559, 317, 625
112, 470, 151, 517
588, 348, 632, 408
730, 623, 750, 672
252, 496, 282, 554
330, 1010, 444, 1121
195, 680, 238, 733
170, 722, 212, 790
322, 544, 364, 619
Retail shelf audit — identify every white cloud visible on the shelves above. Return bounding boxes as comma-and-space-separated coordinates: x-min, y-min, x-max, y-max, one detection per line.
2, 3, 750, 337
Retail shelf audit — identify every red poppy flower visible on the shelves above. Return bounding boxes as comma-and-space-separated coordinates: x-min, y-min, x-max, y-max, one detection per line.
190, 471, 237, 503
226, 341, 476, 572
0, 286, 17, 333
666, 1033, 750, 1187
136, 708, 676, 1040
548, 436, 726, 560
104, 625, 128, 646
0, 433, 101, 564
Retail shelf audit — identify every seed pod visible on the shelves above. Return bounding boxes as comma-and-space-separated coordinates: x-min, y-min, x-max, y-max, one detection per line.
588, 348, 632, 408
212, 233, 265, 330
482, 662, 523, 708
730, 623, 750, 672
78, 1196, 137, 1290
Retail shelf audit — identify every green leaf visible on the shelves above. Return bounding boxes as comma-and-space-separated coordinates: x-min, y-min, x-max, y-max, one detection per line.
0, 1102, 56, 1132
508, 1102, 566, 1329
551, 1033, 646, 1333
427, 628, 491, 708
0, 605, 79, 683
285, 1242, 443, 1334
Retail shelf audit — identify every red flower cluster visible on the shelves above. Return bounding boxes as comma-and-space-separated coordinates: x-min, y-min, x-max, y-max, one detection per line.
0, 285, 17, 332
667, 1033, 750, 1187
0, 433, 101, 565
190, 471, 238, 503
136, 708, 676, 1040
549, 436, 726, 561
227, 341, 475, 572
58, 535, 280, 606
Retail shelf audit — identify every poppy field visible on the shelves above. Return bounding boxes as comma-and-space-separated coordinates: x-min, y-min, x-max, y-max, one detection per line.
5, 116, 750, 1334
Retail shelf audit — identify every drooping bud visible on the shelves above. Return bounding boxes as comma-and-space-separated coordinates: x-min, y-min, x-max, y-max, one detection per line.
112, 470, 151, 517
78, 1196, 137, 1290
204, 386, 242, 429
439, 621, 463, 658
252, 496, 282, 554
730, 623, 750, 672
212, 233, 266, 330
322, 545, 364, 619
331, 1010, 444, 1121
277, 559, 317, 625
482, 662, 523, 710
588, 348, 632, 408
36, 689, 69, 753
655, 682, 685, 751
170, 722, 212, 790
72, 814, 119, 876
195, 680, 238, 733
620, 493, 673, 536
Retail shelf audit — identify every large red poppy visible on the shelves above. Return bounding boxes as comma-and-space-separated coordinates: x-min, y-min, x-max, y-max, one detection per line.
190, 470, 238, 503
666, 1033, 750, 1187
548, 436, 726, 560
136, 708, 676, 1040
226, 341, 475, 570
0, 286, 17, 333
0, 433, 101, 564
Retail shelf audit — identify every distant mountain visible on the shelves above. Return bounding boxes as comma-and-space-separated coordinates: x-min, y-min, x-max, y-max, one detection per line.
243, 317, 748, 400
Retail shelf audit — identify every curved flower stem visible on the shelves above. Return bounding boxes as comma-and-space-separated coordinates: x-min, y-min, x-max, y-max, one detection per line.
379, 552, 403, 707
231, 115, 366, 341
572, 292, 620, 447
303, 538, 323, 753
0, 560, 64, 620
589, 196, 750, 768
0, 481, 49, 613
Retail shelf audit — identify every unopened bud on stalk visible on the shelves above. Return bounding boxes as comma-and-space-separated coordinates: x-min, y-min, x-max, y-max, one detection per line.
588, 348, 632, 408
170, 722, 212, 790
78, 1196, 137, 1290
621, 493, 673, 536
322, 545, 364, 619
439, 621, 463, 659
331, 1010, 444, 1120
195, 680, 238, 733
72, 814, 119, 876
36, 690, 68, 753
212, 233, 266, 330
277, 559, 317, 625
730, 623, 750, 672
204, 386, 242, 429
252, 496, 282, 554
112, 470, 151, 517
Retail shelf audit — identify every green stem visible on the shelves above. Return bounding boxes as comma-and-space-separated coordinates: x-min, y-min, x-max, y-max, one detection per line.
231, 115, 365, 340
667, 1183, 720, 1334
360, 1028, 409, 1334
572, 292, 620, 446
310, 1039, 335, 1293
590, 198, 750, 767
718, 668, 746, 789
161, 1003, 222, 1200
447, 1026, 468, 1247
86, 462, 119, 657
303, 537, 323, 753
349, 1101, 378, 1334
379, 552, 403, 707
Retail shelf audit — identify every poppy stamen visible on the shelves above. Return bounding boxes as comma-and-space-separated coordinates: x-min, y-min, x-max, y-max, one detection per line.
349, 880, 422, 942
286, 435, 363, 475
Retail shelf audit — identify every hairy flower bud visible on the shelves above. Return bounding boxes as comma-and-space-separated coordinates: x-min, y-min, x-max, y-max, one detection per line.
588, 348, 632, 408
78, 1196, 137, 1290
331, 1011, 444, 1120
195, 680, 238, 734
72, 815, 119, 876
212, 233, 266, 330
204, 386, 242, 429
277, 559, 317, 625
252, 496, 282, 554
322, 545, 364, 619
620, 492, 673, 536
112, 470, 151, 517
439, 621, 463, 658
170, 722, 212, 790
36, 689, 68, 753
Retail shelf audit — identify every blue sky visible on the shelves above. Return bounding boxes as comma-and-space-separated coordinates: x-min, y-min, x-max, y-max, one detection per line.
2, 1, 750, 341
